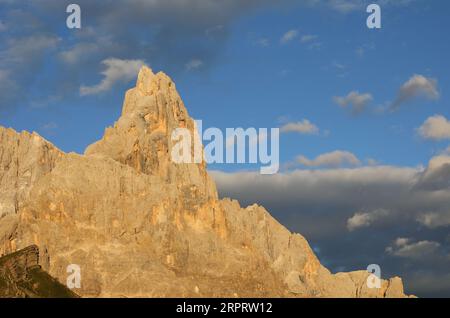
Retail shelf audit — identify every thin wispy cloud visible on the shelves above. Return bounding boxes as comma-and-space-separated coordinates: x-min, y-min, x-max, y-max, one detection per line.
0, 0, 282, 109
255, 38, 270, 47
355, 43, 375, 57
280, 29, 299, 44
328, 0, 364, 13
185, 59, 204, 71
41, 122, 58, 131
300, 34, 318, 43
386, 239, 441, 260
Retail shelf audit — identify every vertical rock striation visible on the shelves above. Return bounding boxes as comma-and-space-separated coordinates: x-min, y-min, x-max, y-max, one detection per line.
0, 66, 411, 298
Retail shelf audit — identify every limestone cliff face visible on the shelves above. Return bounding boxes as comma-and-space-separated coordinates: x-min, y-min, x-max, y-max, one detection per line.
85, 67, 217, 202
0, 129, 63, 220
0, 66, 409, 298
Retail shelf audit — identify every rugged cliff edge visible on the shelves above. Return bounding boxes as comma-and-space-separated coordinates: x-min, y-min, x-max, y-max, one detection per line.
0, 66, 410, 298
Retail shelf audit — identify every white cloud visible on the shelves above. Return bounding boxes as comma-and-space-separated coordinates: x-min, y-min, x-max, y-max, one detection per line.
355, 43, 375, 57
185, 59, 204, 71
386, 239, 441, 259
347, 209, 390, 231
300, 34, 318, 44
211, 165, 422, 240
280, 120, 319, 135
280, 29, 299, 44
255, 38, 270, 47
41, 122, 58, 131
59, 43, 101, 65
1, 35, 60, 65
417, 212, 450, 229
211, 153, 450, 297
328, 0, 363, 13
80, 58, 145, 96
29, 95, 62, 109
392, 75, 439, 109
394, 238, 411, 247
332, 62, 346, 70
415, 155, 450, 191
333, 91, 373, 114
317, 0, 415, 13
297, 150, 361, 168
418, 115, 450, 141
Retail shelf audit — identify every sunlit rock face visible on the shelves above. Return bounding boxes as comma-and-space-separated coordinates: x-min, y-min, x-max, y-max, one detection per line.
0, 66, 410, 298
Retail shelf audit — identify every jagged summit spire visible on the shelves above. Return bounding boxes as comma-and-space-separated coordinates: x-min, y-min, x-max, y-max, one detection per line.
134, 65, 176, 97
0, 66, 410, 298
136, 65, 154, 93
84, 63, 218, 200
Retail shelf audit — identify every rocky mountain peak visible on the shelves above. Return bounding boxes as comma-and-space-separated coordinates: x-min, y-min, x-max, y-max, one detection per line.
84, 66, 216, 200
0, 66, 411, 298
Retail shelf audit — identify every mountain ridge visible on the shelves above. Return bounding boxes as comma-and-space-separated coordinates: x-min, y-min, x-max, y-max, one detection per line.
0, 66, 410, 298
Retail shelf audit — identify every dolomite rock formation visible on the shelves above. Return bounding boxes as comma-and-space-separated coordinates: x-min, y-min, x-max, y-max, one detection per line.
0, 66, 410, 298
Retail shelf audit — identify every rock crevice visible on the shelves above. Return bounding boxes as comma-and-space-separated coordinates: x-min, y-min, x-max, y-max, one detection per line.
0, 66, 410, 298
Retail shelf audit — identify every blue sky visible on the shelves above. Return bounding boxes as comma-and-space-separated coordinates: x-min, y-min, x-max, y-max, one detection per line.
1, 0, 449, 169
1, 0, 450, 297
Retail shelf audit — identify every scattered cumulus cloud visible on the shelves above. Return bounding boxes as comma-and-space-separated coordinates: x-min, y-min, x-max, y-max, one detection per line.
347, 209, 390, 231
333, 91, 373, 114
0, 0, 280, 110
414, 155, 450, 191
418, 115, 450, 141
280, 119, 319, 135
297, 150, 361, 168
392, 75, 439, 109
211, 156, 450, 296
80, 58, 145, 96
417, 212, 450, 229
386, 239, 441, 259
